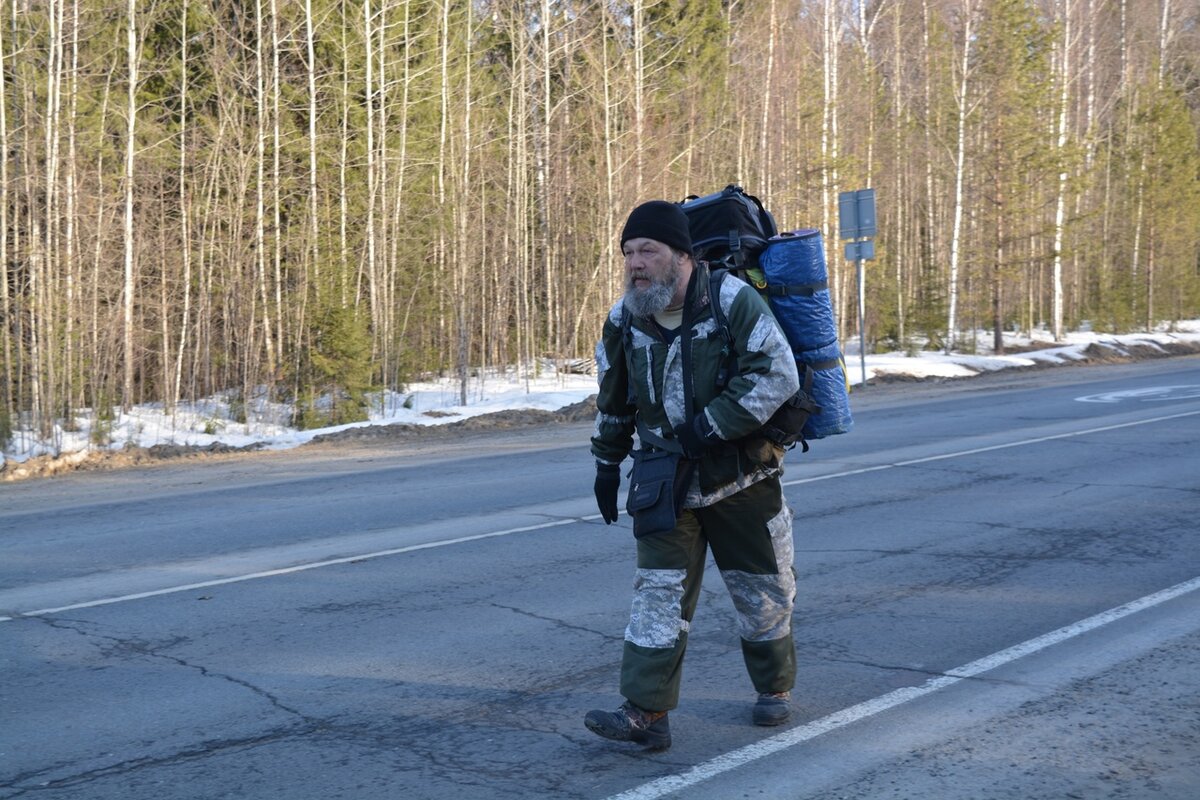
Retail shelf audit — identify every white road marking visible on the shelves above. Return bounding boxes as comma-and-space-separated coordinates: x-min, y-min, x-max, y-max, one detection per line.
0, 517, 585, 622
4, 408, 1198, 623
604, 574, 1200, 800
783, 408, 1200, 487
1075, 385, 1200, 403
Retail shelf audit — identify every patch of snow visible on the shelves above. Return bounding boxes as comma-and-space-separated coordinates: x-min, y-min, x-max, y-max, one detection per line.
4, 324, 1199, 466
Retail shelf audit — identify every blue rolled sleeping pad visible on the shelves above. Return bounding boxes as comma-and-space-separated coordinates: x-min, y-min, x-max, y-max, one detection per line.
759, 229, 853, 439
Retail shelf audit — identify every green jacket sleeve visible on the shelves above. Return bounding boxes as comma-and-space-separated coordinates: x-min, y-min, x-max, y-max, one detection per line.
590, 302, 636, 465
701, 279, 800, 441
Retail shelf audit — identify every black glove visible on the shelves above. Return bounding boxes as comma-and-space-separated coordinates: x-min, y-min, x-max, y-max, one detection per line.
674, 413, 721, 460
594, 462, 621, 524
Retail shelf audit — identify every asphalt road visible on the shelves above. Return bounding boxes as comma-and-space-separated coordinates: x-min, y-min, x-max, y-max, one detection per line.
2, 357, 1198, 799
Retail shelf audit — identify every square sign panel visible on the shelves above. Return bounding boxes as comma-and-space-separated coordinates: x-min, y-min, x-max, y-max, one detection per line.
838, 188, 877, 239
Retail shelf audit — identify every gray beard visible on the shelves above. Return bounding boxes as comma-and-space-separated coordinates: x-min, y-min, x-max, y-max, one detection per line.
622, 256, 682, 318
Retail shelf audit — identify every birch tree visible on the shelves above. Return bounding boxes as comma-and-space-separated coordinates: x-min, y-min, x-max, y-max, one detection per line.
1049, 0, 1074, 342
0, 2, 10, 440
171, 0, 191, 410
945, 0, 977, 353
122, 0, 137, 409
822, 0, 844, 341
303, 0, 318, 322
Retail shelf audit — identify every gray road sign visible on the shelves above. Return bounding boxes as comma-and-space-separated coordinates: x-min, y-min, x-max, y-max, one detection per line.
839, 189, 877, 240
844, 239, 876, 261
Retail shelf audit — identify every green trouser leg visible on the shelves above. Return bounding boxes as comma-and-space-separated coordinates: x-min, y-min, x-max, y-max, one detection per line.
619, 507, 708, 712
742, 635, 796, 694
620, 638, 688, 712
620, 476, 797, 711
705, 477, 797, 694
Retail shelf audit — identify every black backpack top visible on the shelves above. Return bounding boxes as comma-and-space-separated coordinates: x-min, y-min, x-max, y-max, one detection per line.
679, 185, 778, 272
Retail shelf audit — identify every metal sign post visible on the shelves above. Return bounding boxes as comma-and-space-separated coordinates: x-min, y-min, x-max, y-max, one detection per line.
839, 188, 876, 389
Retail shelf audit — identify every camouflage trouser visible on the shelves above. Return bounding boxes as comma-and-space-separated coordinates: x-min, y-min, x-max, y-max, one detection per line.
619, 476, 796, 712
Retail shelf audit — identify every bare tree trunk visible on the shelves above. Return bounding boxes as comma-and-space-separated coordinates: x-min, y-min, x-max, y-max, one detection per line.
922, 0, 939, 312
123, 0, 137, 409
1145, 217, 1154, 331
538, 0, 555, 356
158, 205, 170, 414
946, 0, 976, 353
431, 0, 461, 401
364, 0, 379, 336
569, 8, 618, 349
21, 62, 35, 427
992, 140, 1004, 354
856, 0, 885, 182
253, 0, 274, 394
1157, 0, 1172, 87
1072, 0, 1098, 326
758, 0, 777, 197
27, 0, 55, 433
1131, 154, 1144, 321
632, 0, 645, 197
172, 0, 192, 410
1146, 0, 1173, 332
1049, 0, 1073, 342
40, 0, 65, 433
388, 0, 416, 386
338, 18, 350, 304
604, 5, 618, 303
270, 0, 283, 389
892, 0, 906, 345
822, 0, 843, 342
90, 68, 116, 408
375, 0, 388, 371
0, 1, 10, 424
512, 12, 531, 391
1119, 0, 1129, 91
456, 1, 474, 401
304, 0, 319, 303
65, 0, 80, 413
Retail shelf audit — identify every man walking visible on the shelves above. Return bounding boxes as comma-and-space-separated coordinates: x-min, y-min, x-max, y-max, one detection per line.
586, 200, 801, 750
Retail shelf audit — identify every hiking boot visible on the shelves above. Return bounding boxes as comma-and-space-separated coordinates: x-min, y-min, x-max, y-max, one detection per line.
584, 701, 671, 750
753, 691, 791, 726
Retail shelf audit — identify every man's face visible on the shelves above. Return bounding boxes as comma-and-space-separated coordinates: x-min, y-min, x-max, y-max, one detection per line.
622, 237, 686, 317
623, 237, 677, 291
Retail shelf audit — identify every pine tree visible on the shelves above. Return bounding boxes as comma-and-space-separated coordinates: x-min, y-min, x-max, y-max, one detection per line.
971, 0, 1055, 352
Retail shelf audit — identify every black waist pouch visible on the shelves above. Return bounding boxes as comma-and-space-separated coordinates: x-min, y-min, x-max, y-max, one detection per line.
626, 449, 689, 539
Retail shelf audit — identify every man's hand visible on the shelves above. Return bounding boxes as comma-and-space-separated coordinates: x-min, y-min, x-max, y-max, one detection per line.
594, 462, 621, 524
674, 413, 721, 460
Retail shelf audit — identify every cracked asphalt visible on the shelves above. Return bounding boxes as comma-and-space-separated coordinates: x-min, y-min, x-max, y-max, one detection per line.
1, 357, 1199, 799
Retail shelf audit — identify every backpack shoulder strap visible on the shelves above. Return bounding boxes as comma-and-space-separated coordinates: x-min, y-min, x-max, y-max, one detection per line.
620, 306, 635, 406
621, 304, 683, 454
707, 268, 739, 391
707, 267, 731, 338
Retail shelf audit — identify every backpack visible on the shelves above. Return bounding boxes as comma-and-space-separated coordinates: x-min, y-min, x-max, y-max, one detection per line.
679, 187, 854, 443
680, 185, 777, 278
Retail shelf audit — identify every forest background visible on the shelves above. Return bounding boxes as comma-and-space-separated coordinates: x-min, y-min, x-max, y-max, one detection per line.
3, 0, 1199, 446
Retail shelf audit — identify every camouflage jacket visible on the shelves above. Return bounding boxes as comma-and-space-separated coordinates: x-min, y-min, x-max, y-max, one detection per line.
591, 264, 800, 507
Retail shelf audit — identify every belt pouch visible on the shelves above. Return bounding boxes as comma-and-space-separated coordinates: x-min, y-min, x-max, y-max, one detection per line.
626, 449, 682, 539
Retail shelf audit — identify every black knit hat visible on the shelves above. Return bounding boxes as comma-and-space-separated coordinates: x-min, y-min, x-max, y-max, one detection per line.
620, 200, 693, 255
